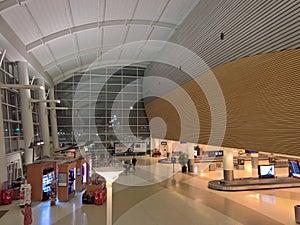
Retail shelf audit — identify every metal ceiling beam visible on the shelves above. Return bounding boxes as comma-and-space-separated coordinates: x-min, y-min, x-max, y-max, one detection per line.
0, 0, 27, 11
26, 19, 177, 51
53, 61, 149, 85
43, 47, 109, 71
0, 15, 54, 87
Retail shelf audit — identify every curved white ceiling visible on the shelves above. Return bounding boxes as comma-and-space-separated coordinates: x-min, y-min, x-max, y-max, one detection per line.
0, 0, 200, 86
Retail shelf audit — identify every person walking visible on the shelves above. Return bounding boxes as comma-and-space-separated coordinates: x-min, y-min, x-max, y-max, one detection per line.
21, 203, 32, 225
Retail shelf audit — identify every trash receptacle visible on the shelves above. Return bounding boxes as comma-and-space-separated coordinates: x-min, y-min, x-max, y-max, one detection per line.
295, 205, 300, 223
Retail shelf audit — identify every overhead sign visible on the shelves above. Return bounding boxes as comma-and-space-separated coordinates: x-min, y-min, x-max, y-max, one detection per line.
161, 141, 167, 145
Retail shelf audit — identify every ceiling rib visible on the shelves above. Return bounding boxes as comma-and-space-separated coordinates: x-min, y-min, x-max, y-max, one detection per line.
44, 45, 121, 70
23, 2, 65, 77
96, 0, 106, 59
152, 0, 171, 24
26, 19, 177, 52
0, 0, 26, 12
66, 0, 82, 68
53, 61, 148, 85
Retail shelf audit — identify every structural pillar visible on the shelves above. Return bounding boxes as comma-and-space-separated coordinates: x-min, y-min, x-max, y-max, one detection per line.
49, 89, 59, 151
251, 152, 259, 169
151, 138, 159, 150
151, 138, 160, 154
18, 61, 34, 164
187, 142, 195, 172
106, 181, 113, 225
223, 148, 234, 181
0, 97, 8, 189
37, 78, 50, 157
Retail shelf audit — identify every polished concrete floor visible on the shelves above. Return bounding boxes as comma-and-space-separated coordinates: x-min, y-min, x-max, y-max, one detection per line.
0, 156, 299, 225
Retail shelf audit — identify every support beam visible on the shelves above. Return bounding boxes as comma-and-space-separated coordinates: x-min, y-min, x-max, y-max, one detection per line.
26, 19, 177, 52
49, 89, 59, 151
18, 61, 34, 165
37, 78, 50, 157
0, 94, 8, 189
223, 148, 234, 181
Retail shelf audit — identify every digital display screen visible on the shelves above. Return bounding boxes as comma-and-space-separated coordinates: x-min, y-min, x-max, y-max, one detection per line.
289, 160, 300, 175
42, 171, 54, 192
258, 165, 275, 178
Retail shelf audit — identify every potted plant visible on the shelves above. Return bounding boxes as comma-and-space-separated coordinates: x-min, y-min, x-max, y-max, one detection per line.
178, 152, 188, 172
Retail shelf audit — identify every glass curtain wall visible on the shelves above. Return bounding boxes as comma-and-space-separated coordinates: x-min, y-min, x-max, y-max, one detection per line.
1, 60, 22, 154
0, 60, 41, 153
55, 66, 150, 154
1, 58, 40, 186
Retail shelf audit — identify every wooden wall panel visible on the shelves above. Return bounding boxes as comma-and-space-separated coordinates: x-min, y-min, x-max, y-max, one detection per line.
145, 49, 300, 155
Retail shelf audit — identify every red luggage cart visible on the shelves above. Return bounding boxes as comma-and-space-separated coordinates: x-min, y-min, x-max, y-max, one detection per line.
94, 189, 104, 205
2, 189, 13, 205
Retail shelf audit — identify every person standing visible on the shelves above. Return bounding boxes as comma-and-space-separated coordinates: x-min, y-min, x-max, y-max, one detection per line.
132, 156, 137, 168
21, 203, 32, 225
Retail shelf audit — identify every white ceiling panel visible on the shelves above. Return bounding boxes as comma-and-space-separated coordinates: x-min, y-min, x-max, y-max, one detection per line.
105, 0, 136, 21
149, 27, 173, 41
1, 5, 41, 44
126, 25, 150, 43
46, 66, 62, 78
103, 25, 126, 47
59, 58, 79, 73
80, 52, 98, 66
77, 28, 98, 51
30, 45, 53, 66
0, 34, 24, 61
119, 46, 140, 62
160, 0, 199, 24
0, 0, 207, 85
70, 0, 102, 26
133, 0, 168, 21
26, 0, 70, 36
101, 47, 121, 65
47, 34, 76, 60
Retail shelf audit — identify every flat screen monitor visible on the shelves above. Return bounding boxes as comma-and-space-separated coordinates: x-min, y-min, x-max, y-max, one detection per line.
289, 160, 300, 175
258, 165, 275, 178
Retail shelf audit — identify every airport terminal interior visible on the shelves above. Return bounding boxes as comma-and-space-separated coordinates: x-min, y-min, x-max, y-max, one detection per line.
0, 0, 299, 225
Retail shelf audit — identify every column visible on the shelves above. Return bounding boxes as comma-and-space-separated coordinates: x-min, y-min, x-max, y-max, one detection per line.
18, 61, 34, 165
223, 148, 234, 181
49, 88, 59, 151
251, 152, 259, 177
37, 78, 50, 157
187, 142, 195, 172
251, 152, 259, 169
0, 97, 8, 189
151, 138, 160, 155
106, 181, 113, 225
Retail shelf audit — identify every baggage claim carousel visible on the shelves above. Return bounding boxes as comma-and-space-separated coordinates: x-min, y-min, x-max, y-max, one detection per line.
208, 156, 300, 191
208, 177, 300, 191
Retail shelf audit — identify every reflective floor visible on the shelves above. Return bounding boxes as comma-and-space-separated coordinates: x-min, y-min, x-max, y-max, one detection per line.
0, 157, 299, 225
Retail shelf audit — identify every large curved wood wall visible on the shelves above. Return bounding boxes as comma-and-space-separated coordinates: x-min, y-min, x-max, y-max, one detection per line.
145, 48, 300, 156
